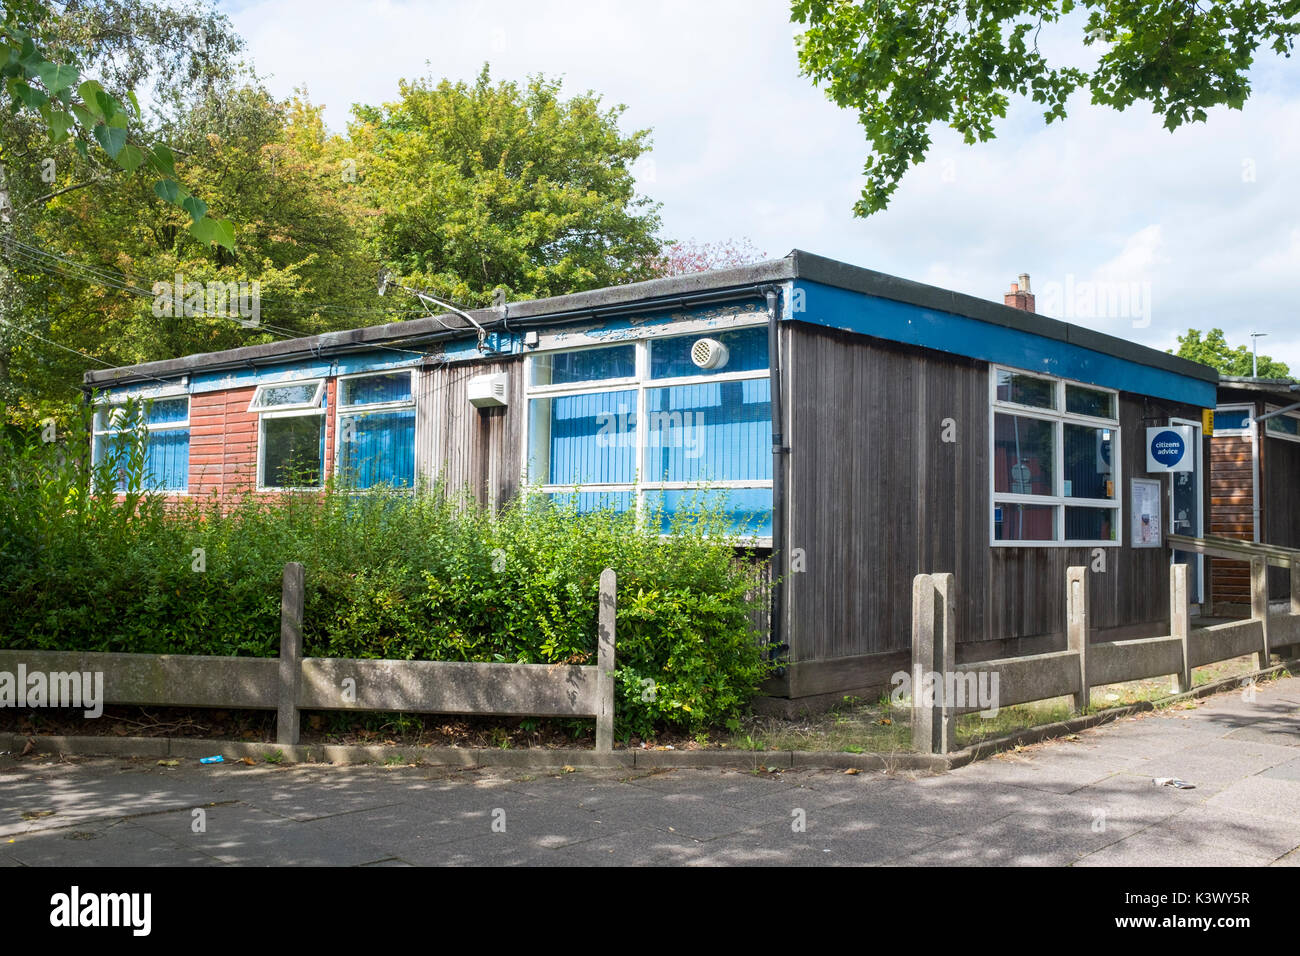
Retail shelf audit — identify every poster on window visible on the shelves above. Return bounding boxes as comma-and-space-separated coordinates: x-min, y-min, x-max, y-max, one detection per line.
1130, 478, 1163, 548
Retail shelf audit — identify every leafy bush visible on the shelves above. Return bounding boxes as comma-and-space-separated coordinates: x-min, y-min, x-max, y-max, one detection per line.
0, 411, 773, 737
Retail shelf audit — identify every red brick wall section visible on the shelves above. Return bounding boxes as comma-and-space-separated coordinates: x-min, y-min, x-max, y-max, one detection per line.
1208, 432, 1255, 610
189, 380, 335, 502
189, 386, 257, 499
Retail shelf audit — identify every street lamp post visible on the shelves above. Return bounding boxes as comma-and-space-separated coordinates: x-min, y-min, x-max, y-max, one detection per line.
1250, 332, 1268, 378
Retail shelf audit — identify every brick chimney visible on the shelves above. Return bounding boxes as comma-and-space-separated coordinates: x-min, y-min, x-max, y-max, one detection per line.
1004, 273, 1035, 313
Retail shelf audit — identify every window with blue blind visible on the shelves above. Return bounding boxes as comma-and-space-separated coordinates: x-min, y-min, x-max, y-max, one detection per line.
1214, 406, 1252, 433
525, 324, 773, 538
337, 370, 416, 489
92, 395, 190, 492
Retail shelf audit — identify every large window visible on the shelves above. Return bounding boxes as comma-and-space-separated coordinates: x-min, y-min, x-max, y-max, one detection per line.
525, 325, 773, 537
92, 394, 190, 492
252, 379, 326, 490
335, 370, 416, 489
990, 366, 1120, 546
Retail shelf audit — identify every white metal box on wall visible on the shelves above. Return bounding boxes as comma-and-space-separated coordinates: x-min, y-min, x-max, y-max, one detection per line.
467, 372, 509, 408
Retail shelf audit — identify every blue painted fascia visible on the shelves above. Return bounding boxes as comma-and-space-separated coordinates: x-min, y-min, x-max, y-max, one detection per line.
792, 280, 1216, 407
433, 299, 770, 362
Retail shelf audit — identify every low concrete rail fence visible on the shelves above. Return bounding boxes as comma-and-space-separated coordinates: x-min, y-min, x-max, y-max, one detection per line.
0, 564, 618, 752
910, 560, 1300, 754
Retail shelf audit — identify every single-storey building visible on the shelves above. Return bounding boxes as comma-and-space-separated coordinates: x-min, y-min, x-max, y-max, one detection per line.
1209, 376, 1300, 614
83, 251, 1220, 705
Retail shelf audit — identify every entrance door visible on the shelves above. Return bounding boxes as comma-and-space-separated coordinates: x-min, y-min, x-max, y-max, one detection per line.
1170, 418, 1204, 605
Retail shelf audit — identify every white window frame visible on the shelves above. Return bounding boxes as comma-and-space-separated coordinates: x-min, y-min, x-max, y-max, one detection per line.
91, 390, 191, 494
1213, 403, 1255, 438
989, 365, 1122, 548
255, 377, 327, 492
332, 368, 418, 490
1262, 403, 1300, 443
248, 378, 325, 413
521, 321, 774, 544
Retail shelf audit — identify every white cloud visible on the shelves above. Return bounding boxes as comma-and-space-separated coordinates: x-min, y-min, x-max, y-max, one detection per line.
218, 0, 1300, 371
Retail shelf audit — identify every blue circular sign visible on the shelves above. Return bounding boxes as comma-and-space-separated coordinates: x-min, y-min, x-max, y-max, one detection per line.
1151, 429, 1186, 468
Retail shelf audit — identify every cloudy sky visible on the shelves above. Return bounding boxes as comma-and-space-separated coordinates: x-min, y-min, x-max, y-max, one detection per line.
220, 0, 1300, 371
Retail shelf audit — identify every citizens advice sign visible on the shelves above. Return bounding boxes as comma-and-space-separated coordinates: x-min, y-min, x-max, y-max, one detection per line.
1145, 425, 1195, 473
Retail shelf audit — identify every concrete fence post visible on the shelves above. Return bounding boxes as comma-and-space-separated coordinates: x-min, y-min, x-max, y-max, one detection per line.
1250, 556, 1270, 669
277, 562, 304, 746
596, 568, 616, 753
911, 574, 936, 754
1170, 563, 1191, 693
1066, 566, 1090, 713
931, 573, 956, 755
1292, 561, 1300, 619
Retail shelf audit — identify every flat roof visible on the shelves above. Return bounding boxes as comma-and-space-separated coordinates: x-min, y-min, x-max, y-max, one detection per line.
1218, 376, 1300, 403
84, 249, 1218, 388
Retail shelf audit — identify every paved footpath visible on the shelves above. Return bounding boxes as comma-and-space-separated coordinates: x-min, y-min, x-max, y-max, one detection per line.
1, 676, 1297, 867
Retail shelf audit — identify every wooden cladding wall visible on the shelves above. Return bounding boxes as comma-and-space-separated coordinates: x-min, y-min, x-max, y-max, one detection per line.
1209, 431, 1254, 608
784, 323, 1202, 662
1263, 432, 1300, 600
784, 325, 989, 661
415, 358, 524, 507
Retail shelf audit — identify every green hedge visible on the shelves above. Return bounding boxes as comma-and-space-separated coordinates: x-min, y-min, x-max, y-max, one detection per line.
0, 414, 773, 738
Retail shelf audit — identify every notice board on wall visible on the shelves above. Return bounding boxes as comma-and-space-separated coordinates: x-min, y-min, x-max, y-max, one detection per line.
1130, 477, 1163, 548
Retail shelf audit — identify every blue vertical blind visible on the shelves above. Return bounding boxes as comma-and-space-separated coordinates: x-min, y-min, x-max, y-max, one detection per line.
533, 389, 637, 485
532, 344, 636, 386
341, 371, 412, 406
93, 396, 189, 492
644, 379, 772, 482
527, 328, 774, 535
339, 409, 416, 488
337, 371, 416, 489
650, 326, 769, 380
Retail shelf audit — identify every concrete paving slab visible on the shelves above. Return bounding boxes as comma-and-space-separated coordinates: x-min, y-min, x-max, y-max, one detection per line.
1072, 827, 1273, 867
133, 804, 382, 866
1203, 774, 1300, 823
1152, 804, 1300, 860
4, 820, 219, 867
897, 812, 1125, 866
553, 826, 709, 866
1260, 756, 1300, 781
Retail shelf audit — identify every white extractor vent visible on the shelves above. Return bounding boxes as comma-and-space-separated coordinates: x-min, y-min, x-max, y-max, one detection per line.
467, 372, 509, 408
690, 337, 729, 370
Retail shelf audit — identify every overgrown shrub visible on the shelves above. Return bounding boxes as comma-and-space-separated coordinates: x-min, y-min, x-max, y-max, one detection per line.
0, 410, 773, 737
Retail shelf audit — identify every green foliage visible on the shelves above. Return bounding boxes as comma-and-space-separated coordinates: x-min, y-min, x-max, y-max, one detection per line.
351, 65, 664, 305
0, 422, 773, 737
791, 0, 1300, 216
1172, 328, 1292, 378
1, 0, 241, 247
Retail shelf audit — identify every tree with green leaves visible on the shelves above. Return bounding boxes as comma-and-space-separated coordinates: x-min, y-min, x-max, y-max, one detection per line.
0, 2, 384, 426
2, 0, 235, 251
351, 65, 663, 304
791, 0, 1300, 216
1172, 328, 1292, 378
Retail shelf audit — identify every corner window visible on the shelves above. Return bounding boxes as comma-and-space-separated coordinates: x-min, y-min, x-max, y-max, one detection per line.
91, 394, 190, 493
990, 367, 1120, 546
255, 379, 325, 490
1263, 404, 1300, 442
524, 325, 773, 538
336, 370, 416, 489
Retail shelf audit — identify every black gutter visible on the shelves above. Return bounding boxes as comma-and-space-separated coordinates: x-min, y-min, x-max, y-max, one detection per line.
765, 286, 787, 671
82, 284, 777, 391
